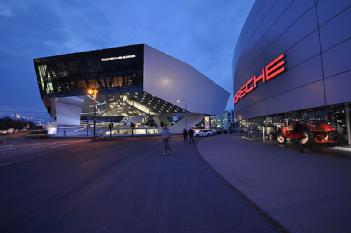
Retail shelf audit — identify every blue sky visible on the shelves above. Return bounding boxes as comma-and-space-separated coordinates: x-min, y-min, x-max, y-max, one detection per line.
0, 0, 253, 119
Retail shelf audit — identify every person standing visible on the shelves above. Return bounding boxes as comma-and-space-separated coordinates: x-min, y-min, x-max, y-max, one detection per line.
183, 128, 188, 144
188, 128, 195, 144
161, 124, 172, 156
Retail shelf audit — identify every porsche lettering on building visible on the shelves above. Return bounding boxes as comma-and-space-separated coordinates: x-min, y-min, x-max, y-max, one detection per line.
233, 54, 286, 104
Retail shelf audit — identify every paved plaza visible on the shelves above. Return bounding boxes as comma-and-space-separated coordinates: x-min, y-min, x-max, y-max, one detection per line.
198, 135, 351, 233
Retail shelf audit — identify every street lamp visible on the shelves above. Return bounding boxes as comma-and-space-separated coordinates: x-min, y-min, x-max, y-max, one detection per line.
16, 113, 20, 130
87, 88, 98, 139
177, 99, 187, 129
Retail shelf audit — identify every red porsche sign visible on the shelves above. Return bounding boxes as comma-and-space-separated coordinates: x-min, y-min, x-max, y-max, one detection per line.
233, 54, 286, 104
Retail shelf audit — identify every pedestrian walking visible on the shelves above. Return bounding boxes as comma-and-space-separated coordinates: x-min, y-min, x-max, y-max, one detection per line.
183, 128, 188, 143
188, 128, 195, 144
161, 124, 172, 155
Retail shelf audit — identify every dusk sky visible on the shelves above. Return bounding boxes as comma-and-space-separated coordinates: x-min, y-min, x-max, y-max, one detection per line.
0, 0, 253, 119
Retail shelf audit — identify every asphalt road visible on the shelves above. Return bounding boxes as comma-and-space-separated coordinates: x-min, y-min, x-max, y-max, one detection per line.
0, 138, 89, 166
0, 137, 278, 233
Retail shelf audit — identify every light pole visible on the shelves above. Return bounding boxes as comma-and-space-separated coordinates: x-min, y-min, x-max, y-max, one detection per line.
88, 88, 98, 139
177, 99, 187, 129
16, 114, 20, 130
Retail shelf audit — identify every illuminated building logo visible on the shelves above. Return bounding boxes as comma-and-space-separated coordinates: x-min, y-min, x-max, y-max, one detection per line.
101, 54, 136, 62
233, 54, 286, 104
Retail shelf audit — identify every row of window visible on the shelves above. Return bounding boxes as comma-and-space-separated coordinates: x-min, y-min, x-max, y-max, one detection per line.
40, 74, 142, 96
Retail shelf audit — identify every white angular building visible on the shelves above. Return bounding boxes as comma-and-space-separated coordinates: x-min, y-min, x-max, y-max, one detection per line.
34, 44, 229, 136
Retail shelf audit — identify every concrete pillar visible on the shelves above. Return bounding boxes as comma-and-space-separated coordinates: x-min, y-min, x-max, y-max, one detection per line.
55, 96, 84, 136
345, 103, 351, 145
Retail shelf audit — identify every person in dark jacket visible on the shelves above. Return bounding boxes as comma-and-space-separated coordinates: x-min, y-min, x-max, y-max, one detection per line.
183, 128, 188, 143
188, 128, 195, 144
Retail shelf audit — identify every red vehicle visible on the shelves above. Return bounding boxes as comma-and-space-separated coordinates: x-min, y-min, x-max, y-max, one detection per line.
277, 122, 338, 145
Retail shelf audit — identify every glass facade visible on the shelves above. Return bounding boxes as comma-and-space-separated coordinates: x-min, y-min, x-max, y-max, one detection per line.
81, 91, 186, 118
236, 102, 351, 147
34, 44, 144, 98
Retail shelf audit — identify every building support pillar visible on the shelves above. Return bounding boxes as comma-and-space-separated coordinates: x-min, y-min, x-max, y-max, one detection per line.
345, 103, 351, 145
55, 96, 84, 136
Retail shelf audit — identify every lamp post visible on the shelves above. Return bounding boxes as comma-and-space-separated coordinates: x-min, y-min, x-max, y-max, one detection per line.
16, 114, 20, 130
88, 88, 98, 139
177, 99, 187, 129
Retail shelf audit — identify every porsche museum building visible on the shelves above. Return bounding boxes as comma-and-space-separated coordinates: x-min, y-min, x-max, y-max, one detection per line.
233, 0, 351, 145
34, 44, 229, 136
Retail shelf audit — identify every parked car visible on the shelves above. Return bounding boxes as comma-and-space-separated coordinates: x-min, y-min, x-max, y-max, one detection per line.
194, 129, 214, 137
208, 129, 218, 135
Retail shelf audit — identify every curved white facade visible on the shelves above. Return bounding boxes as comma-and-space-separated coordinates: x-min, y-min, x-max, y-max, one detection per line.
144, 45, 228, 116
34, 44, 229, 135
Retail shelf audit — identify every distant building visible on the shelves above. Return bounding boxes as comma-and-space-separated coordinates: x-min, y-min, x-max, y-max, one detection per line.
210, 111, 233, 130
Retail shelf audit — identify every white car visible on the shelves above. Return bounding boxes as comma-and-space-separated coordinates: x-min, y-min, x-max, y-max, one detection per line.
194, 129, 214, 137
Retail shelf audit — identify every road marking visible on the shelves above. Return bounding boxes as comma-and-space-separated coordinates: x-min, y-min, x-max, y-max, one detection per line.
0, 141, 85, 167
0, 145, 18, 152
0, 147, 67, 167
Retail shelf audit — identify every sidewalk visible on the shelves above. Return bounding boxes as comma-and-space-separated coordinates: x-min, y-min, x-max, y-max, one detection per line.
197, 135, 351, 233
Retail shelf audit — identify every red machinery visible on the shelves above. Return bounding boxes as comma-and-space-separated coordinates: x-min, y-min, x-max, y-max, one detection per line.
277, 122, 338, 145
